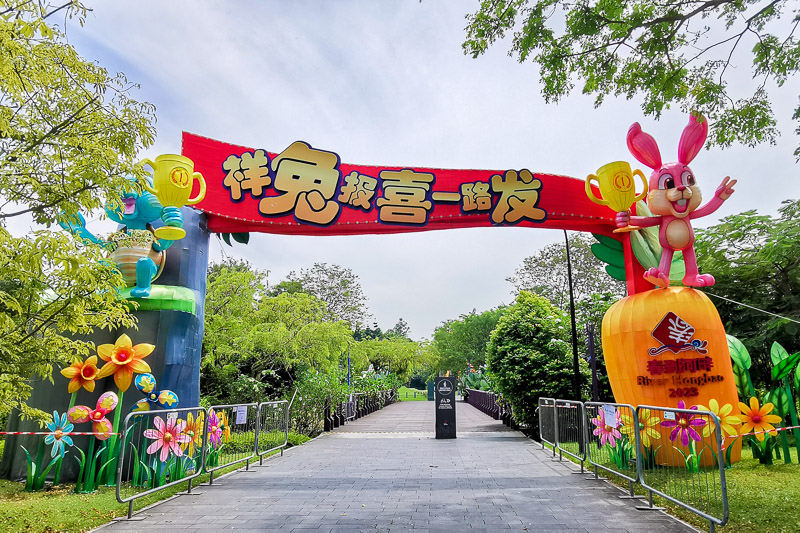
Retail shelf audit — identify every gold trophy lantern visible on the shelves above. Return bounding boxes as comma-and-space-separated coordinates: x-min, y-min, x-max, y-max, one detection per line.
585, 161, 647, 233
140, 154, 207, 240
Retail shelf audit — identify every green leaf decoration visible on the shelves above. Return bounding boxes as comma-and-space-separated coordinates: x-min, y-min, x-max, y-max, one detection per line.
732, 363, 751, 400
590, 234, 626, 281
593, 233, 623, 251
35, 455, 61, 490
221, 233, 232, 246
21, 446, 34, 492
232, 232, 250, 244
727, 334, 752, 370
605, 264, 627, 282
794, 364, 800, 394
767, 387, 790, 418
771, 341, 790, 365
772, 351, 800, 381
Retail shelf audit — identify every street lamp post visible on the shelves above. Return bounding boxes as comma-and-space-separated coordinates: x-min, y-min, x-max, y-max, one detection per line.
564, 230, 581, 400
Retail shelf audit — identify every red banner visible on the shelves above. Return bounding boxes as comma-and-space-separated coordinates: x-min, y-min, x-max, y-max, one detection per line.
182, 132, 615, 236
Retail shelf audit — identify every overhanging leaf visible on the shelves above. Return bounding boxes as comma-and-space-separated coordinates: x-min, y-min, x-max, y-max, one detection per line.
727, 334, 751, 370
732, 364, 750, 400
767, 387, 790, 418
772, 351, 800, 381
231, 232, 250, 244
770, 341, 790, 365
795, 364, 800, 394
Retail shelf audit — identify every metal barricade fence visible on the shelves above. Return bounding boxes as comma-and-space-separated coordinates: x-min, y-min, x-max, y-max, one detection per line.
255, 400, 289, 464
635, 404, 728, 532
204, 403, 258, 484
584, 402, 641, 497
116, 406, 208, 519
538, 397, 557, 455
554, 399, 587, 471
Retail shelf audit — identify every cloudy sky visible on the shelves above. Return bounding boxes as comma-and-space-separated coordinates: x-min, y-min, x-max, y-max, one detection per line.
66, 1, 799, 339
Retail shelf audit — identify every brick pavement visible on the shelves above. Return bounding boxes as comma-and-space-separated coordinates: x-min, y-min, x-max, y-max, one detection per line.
99, 400, 696, 532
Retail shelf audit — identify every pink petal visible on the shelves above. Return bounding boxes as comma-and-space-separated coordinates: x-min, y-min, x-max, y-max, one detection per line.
153, 416, 165, 432
670, 427, 680, 443
173, 420, 186, 433
611, 429, 621, 439
147, 440, 162, 455
687, 427, 701, 442
677, 401, 686, 409
660, 420, 677, 428
143, 429, 161, 439
593, 428, 603, 437
689, 418, 707, 427
159, 444, 170, 462
607, 434, 617, 447
176, 434, 192, 443
169, 440, 184, 457
680, 429, 690, 447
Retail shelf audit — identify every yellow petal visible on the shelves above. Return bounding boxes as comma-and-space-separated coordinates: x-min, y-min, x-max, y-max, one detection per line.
128, 359, 151, 374
749, 397, 759, 412
86, 355, 98, 366
115, 367, 133, 391
738, 402, 750, 416
96, 362, 117, 379
61, 366, 79, 379
719, 403, 733, 417
67, 378, 80, 394
763, 414, 782, 424
97, 344, 114, 362
740, 422, 754, 434
116, 334, 133, 349
84, 379, 96, 393
133, 343, 155, 358
709, 398, 719, 413
759, 403, 775, 417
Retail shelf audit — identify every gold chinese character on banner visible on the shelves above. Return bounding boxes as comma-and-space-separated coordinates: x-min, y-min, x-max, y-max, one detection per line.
259, 141, 341, 225
490, 169, 546, 224
460, 181, 492, 212
338, 171, 377, 211
222, 149, 271, 201
377, 169, 434, 224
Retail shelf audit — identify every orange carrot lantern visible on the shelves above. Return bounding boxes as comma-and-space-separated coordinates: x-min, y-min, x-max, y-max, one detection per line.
602, 287, 741, 465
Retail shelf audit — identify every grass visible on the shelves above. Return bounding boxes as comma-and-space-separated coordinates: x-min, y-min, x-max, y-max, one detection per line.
545, 441, 800, 532
398, 386, 428, 401
0, 434, 309, 532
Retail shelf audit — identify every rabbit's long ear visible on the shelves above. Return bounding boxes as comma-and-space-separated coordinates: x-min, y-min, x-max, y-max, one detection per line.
627, 122, 661, 169
678, 112, 708, 164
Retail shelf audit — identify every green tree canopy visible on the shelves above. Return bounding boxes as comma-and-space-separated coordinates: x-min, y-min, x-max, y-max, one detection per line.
464, 0, 800, 156
285, 262, 370, 330
507, 233, 625, 309
432, 307, 505, 374
695, 199, 800, 386
486, 291, 588, 433
0, 2, 154, 421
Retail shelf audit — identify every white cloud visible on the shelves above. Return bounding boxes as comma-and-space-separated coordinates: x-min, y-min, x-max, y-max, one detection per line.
64, 0, 800, 339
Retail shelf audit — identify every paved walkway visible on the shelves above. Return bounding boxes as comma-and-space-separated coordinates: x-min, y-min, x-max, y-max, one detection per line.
101, 401, 695, 532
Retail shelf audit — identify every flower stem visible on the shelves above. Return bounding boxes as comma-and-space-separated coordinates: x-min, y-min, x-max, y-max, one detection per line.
53, 392, 77, 486
103, 389, 124, 485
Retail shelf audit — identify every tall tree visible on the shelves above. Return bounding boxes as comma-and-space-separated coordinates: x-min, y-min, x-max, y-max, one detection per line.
464, 1, 800, 156
507, 233, 625, 309
0, 2, 154, 421
433, 307, 505, 374
695, 199, 800, 386
285, 263, 370, 330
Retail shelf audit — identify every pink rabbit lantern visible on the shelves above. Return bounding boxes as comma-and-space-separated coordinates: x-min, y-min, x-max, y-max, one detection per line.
617, 113, 737, 288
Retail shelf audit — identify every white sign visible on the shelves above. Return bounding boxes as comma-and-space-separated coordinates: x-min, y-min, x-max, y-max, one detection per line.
236, 405, 247, 425
602, 404, 618, 428
166, 411, 178, 421
664, 411, 676, 421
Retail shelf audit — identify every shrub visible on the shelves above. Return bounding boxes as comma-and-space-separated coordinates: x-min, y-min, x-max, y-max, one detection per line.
487, 291, 588, 436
